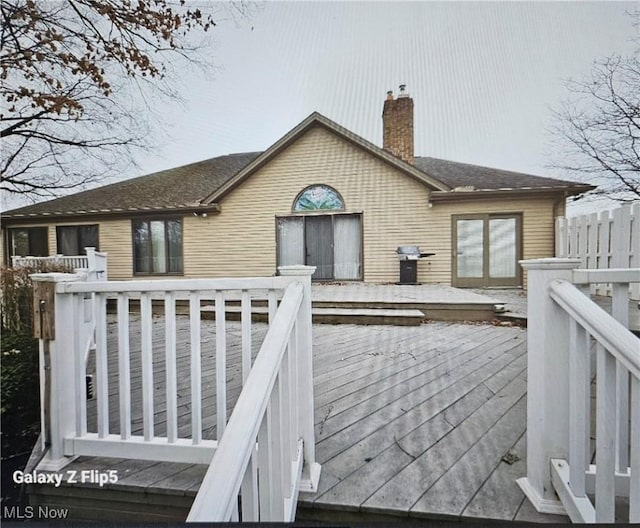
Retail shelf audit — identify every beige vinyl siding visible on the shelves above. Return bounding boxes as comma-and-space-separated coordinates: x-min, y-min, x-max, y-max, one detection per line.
183, 126, 559, 286
183, 126, 433, 281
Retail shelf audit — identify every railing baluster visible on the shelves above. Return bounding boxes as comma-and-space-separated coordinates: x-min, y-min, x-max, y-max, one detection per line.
270, 375, 284, 519
630, 376, 640, 522
595, 342, 616, 522
74, 294, 87, 437
612, 281, 630, 472
280, 347, 292, 499
230, 501, 239, 522
268, 289, 277, 322
140, 292, 154, 441
291, 320, 300, 446
117, 293, 131, 440
258, 405, 274, 520
240, 443, 259, 521
94, 292, 109, 438
241, 290, 252, 384
190, 292, 202, 445
215, 291, 227, 438
165, 292, 177, 443
569, 319, 589, 497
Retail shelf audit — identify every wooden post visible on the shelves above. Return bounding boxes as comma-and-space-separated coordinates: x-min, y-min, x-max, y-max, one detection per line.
517, 258, 582, 515
278, 265, 321, 493
31, 272, 85, 471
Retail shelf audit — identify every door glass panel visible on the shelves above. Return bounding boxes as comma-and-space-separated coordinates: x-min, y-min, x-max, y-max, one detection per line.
457, 219, 484, 278
305, 216, 333, 280
489, 218, 516, 278
334, 214, 361, 280
277, 217, 304, 267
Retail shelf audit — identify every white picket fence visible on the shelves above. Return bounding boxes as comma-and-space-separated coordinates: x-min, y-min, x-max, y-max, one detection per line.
556, 203, 640, 299
518, 259, 640, 523
31, 265, 320, 522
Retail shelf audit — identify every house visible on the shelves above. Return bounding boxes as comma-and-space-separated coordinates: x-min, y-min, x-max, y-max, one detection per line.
1, 87, 593, 287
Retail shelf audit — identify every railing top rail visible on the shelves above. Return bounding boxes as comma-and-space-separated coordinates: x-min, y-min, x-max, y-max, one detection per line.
550, 279, 640, 379
572, 268, 640, 285
187, 281, 304, 521
56, 276, 295, 294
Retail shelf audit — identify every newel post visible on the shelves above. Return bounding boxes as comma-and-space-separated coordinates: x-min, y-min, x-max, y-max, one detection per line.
31, 272, 85, 471
517, 258, 582, 515
278, 265, 321, 492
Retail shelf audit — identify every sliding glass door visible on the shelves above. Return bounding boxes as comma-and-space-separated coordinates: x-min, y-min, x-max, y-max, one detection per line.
453, 214, 521, 287
277, 213, 362, 281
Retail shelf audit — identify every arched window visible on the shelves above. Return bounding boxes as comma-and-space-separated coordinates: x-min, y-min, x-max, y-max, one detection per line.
293, 185, 344, 212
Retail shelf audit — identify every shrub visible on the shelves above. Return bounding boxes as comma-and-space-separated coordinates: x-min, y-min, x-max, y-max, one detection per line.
1, 264, 73, 508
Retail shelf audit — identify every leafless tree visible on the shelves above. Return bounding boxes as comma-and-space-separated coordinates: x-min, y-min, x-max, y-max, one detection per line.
550, 14, 639, 203
0, 0, 251, 201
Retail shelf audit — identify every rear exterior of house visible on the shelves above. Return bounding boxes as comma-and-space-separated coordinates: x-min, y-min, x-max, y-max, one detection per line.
1, 90, 589, 287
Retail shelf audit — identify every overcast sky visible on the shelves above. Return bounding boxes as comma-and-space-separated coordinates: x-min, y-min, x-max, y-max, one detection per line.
9, 1, 638, 214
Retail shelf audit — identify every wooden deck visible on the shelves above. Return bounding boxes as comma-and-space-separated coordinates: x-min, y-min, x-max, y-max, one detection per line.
28, 317, 568, 523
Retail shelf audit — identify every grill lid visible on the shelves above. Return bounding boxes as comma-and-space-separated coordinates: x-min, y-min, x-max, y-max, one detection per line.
396, 245, 420, 255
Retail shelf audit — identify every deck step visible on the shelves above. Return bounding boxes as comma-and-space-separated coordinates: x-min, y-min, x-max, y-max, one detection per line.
200, 305, 425, 326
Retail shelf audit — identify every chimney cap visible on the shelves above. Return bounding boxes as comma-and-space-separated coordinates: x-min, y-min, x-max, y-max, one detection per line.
386, 90, 394, 100
398, 83, 409, 98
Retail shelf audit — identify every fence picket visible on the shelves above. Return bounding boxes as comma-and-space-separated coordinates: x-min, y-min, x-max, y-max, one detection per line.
557, 204, 639, 299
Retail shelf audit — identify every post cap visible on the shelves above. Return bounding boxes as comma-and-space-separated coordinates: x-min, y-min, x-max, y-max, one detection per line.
278, 265, 316, 276
519, 258, 582, 271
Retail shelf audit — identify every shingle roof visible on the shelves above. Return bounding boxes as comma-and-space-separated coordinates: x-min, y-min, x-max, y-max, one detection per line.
415, 156, 586, 191
3, 152, 261, 218
3, 114, 592, 220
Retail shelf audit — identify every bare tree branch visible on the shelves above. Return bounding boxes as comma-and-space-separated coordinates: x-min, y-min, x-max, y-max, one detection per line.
1, 0, 255, 202
548, 14, 640, 203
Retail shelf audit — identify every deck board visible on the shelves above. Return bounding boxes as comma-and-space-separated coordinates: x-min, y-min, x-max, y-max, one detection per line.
32, 316, 570, 522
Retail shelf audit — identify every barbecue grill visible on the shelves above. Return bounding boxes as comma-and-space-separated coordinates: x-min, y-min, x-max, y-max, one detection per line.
396, 245, 435, 284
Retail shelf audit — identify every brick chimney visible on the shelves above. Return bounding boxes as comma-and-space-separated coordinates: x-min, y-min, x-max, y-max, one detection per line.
382, 84, 414, 164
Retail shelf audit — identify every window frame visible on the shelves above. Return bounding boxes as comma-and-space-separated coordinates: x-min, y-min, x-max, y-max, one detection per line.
56, 224, 100, 255
292, 184, 345, 212
7, 226, 49, 258
131, 217, 184, 276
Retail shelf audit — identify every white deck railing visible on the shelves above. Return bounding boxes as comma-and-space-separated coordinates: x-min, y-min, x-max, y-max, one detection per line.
517, 259, 640, 523
188, 280, 305, 521
13, 247, 108, 280
30, 265, 320, 521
